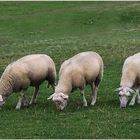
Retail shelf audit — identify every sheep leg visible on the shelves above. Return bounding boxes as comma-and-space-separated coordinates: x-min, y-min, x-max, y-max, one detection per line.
129, 94, 137, 106
22, 95, 29, 107
47, 81, 55, 92
91, 78, 100, 106
30, 86, 39, 104
50, 83, 55, 92
137, 92, 140, 104
16, 90, 25, 110
51, 84, 55, 92
129, 89, 139, 106
80, 89, 87, 107
91, 84, 98, 106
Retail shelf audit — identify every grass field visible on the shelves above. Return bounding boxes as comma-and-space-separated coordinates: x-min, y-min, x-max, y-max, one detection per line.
0, 1, 140, 139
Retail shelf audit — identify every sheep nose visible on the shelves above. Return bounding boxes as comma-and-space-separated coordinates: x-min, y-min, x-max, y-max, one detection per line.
56, 105, 61, 111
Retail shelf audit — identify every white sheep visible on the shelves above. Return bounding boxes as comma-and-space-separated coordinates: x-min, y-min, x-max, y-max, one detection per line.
0, 54, 56, 109
48, 51, 104, 110
115, 53, 140, 108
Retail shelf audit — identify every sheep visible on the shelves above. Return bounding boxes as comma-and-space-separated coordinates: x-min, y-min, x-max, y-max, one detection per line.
0, 54, 56, 109
115, 53, 140, 108
48, 51, 104, 110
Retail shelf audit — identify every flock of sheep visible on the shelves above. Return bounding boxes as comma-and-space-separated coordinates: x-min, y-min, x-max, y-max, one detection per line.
0, 51, 140, 110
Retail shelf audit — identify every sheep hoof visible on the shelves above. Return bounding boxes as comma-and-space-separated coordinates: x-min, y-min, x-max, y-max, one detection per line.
83, 103, 88, 107
29, 102, 33, 105
137, 100, 140, 104
23, 102, 29, 107
22, 100, 29, 107
29, 100, 37, 105
129, 102, 135, 106
15, 106, 21, 110
91, 102, 96, 106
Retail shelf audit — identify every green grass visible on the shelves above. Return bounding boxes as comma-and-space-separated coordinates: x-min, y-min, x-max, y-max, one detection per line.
0, 1, 140, 139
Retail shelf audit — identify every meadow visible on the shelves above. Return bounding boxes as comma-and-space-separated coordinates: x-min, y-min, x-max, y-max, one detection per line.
0, 1, 140, 139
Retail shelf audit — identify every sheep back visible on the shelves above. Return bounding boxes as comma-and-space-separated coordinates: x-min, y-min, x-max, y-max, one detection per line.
121, 53, 140, 88
1, 54, 56, 91
59, 51, 103, 89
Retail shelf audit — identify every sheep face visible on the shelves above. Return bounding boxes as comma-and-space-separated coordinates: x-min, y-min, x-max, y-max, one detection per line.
115, 87, 135, 108
48, 92, 68, 110
0, 95, 5, 107
119, 91, 130, 108
55, 99, 67, 111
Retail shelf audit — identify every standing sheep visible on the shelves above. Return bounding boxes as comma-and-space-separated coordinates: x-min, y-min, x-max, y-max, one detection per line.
48, 51, 104, 110
115, 53, 140, 108
0, 54, 56, 109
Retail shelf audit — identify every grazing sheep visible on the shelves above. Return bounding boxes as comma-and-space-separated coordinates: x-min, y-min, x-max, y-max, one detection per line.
48, 51, 104, 110
0, 54, 56, 109
115, 53, 140, 108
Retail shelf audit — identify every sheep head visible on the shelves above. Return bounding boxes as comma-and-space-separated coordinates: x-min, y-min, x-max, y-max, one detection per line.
48, 92, 68, 111
115, 87, 136, 108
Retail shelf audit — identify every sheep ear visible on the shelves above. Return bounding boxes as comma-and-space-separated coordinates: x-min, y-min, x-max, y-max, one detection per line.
114, 87, 122, 92
47, 93, 55, 100
61, 94, 68, 99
